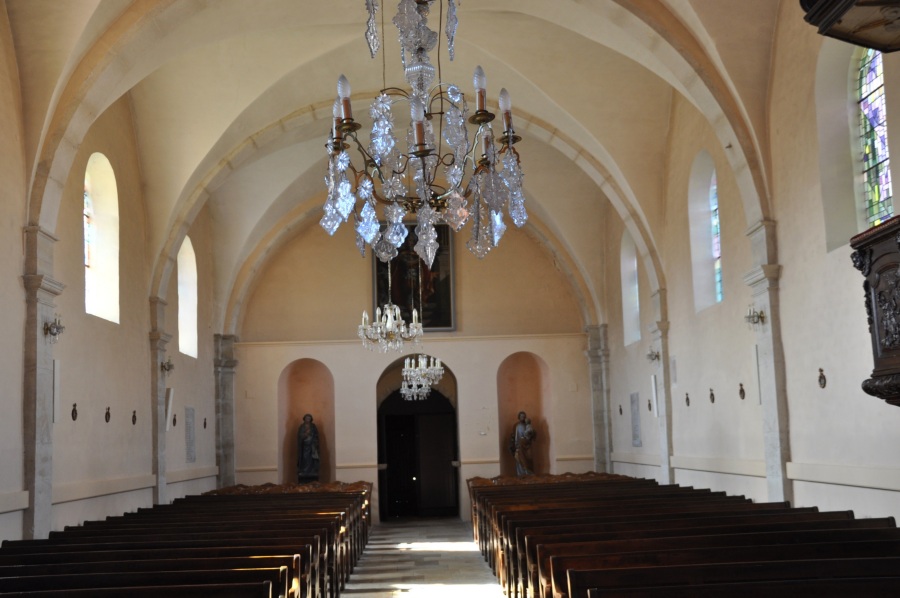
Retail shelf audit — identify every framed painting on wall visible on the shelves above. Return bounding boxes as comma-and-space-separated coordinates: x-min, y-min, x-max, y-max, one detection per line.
374, 224, 455, 331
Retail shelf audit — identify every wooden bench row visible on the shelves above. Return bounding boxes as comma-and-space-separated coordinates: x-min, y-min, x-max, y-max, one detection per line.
0, 481, 372, 598
467, 474, 900, 598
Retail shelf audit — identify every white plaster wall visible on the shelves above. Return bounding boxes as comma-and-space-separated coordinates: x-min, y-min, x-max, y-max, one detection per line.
49, 96, 155, 529
769, 2, 900, 518
163, 206, 218, 492
0, 5, 27, 540
607, 215, 665, 474
234, 334, 592, 522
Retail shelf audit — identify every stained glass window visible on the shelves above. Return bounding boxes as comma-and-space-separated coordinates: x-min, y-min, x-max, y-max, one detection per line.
859, 48, 893, 227
709, 172, 722, 303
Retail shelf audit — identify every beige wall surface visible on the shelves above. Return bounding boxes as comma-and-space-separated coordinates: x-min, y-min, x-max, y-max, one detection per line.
46, 95, 155, 528
241, 217, 584, 342
234, 334, 593, 521
769, 5, 900, 506
163, 205, 218, 500
0, 5, 27, 540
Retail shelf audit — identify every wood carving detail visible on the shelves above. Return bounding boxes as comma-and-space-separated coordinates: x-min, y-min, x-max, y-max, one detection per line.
875, 267, 900, 350
851, 247, 873, 276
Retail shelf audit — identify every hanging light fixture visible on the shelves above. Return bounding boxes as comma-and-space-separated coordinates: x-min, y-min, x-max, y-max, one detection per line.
321, 0, 527, 268
359, 259, 423, 352
401, 354, 444, 400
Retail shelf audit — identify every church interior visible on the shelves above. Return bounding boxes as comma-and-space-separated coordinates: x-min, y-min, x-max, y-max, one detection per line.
3, 0, 900, 568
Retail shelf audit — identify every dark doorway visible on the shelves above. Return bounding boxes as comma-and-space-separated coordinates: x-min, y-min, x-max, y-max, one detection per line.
377, 389, 459, 519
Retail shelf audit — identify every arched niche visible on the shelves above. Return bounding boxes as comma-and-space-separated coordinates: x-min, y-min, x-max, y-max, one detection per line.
497, 352, 551, 477
276, 359, 335, 484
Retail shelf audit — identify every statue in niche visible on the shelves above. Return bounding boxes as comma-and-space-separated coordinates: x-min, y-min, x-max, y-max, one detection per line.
509, 411, 536, 476
296, 413, 320, 483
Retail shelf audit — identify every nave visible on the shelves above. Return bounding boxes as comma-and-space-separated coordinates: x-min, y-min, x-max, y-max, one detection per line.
342, 518, 502, 598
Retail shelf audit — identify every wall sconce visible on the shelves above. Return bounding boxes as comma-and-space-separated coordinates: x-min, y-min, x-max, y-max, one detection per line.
745, 305, 766, 326
161, 356, 175, 374
646, 348, 661, 362
44, 314, 65, 343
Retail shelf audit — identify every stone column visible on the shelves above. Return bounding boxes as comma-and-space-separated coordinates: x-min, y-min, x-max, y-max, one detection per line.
22, 226, 64, 539
648, 288, 674, 484
743, 219, 792, 503
149, 297, 171, 505
214, 334, 238, 488
586, 325, 612, 472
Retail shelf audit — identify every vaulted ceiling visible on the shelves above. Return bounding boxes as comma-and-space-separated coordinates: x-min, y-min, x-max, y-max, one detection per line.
4, 0, 783, 330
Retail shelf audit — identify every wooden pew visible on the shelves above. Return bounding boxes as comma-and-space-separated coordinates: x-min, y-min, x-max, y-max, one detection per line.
0, 567, 288, 597
502, 500, 799, 597
534, 515, 897, 598
493, 492, 750, 589
552, 538, 900, 598
0, 545, 311, 598
568, 556, 900, 598
0, 555, 300, 597
0, 581, 275, 597
582, 576, 900, 597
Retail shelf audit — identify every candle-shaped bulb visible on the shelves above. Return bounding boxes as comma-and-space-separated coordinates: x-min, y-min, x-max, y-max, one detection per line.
473, 66, 486, 92
498, 88, 511, 113
362, 310, 367, 327
410, 98, 426, 147
412, 308, 418, 324
473, 66, 487, 112
499, 87, 513, 132
337, 75, 351, 99
376, 307, 381, 321
337, 75, 353, 120
331, 96, 343, 141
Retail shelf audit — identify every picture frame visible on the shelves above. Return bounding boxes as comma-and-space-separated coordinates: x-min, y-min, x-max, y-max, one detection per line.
373, 224, 455, 331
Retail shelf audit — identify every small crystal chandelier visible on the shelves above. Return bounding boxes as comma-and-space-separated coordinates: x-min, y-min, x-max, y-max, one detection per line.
321, 0, 526, 268
401, 354, 444, 400
359, 260, 423, 352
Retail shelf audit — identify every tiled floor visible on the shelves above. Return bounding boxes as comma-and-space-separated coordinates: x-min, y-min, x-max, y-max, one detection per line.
343, 517, 505, 597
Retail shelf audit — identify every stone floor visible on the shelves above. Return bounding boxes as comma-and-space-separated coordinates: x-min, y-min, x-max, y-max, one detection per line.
342, 517, 506, 597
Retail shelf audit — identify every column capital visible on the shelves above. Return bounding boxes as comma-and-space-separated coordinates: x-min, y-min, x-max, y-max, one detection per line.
22, 274, 65, 298
743, 264, 782, 295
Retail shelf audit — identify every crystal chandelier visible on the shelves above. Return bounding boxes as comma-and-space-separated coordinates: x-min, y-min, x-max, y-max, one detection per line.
401, 354, 444, 400
359, 261, 423, 352
320, 0, 527, 268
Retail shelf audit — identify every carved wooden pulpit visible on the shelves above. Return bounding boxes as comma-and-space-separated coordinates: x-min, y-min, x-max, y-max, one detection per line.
851, 216, 900, 407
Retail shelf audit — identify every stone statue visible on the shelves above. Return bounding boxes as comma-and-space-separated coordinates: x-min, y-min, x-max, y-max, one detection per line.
509, 411, 535, 476
296, 413, 320, 483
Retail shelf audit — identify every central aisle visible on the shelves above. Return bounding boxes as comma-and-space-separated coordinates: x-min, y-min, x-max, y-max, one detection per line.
344, 518, 505, 597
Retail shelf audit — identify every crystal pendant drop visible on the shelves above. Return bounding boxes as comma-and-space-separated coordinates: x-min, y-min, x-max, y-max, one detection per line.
466, 198, 493, 259
356, 200, 380, 244
384, 204, 409, 247
373, 233, 398, 262
490, 209, 507, 246
414, 205, 440, 268
335, 175, 355, 220
445, 0, 458, 61
509, 188, 528, 228
365, 0, 380, 58
442, 190, 469, 231
320, 199, 342, 236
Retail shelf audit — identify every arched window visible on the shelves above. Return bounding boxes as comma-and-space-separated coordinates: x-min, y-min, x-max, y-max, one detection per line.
83, 153, 119, 323
688, 151, 721, 311
858, 48, 893, 227
620, 230, 641, 345
710, 172, 723, 303
177, 236, 198, 358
